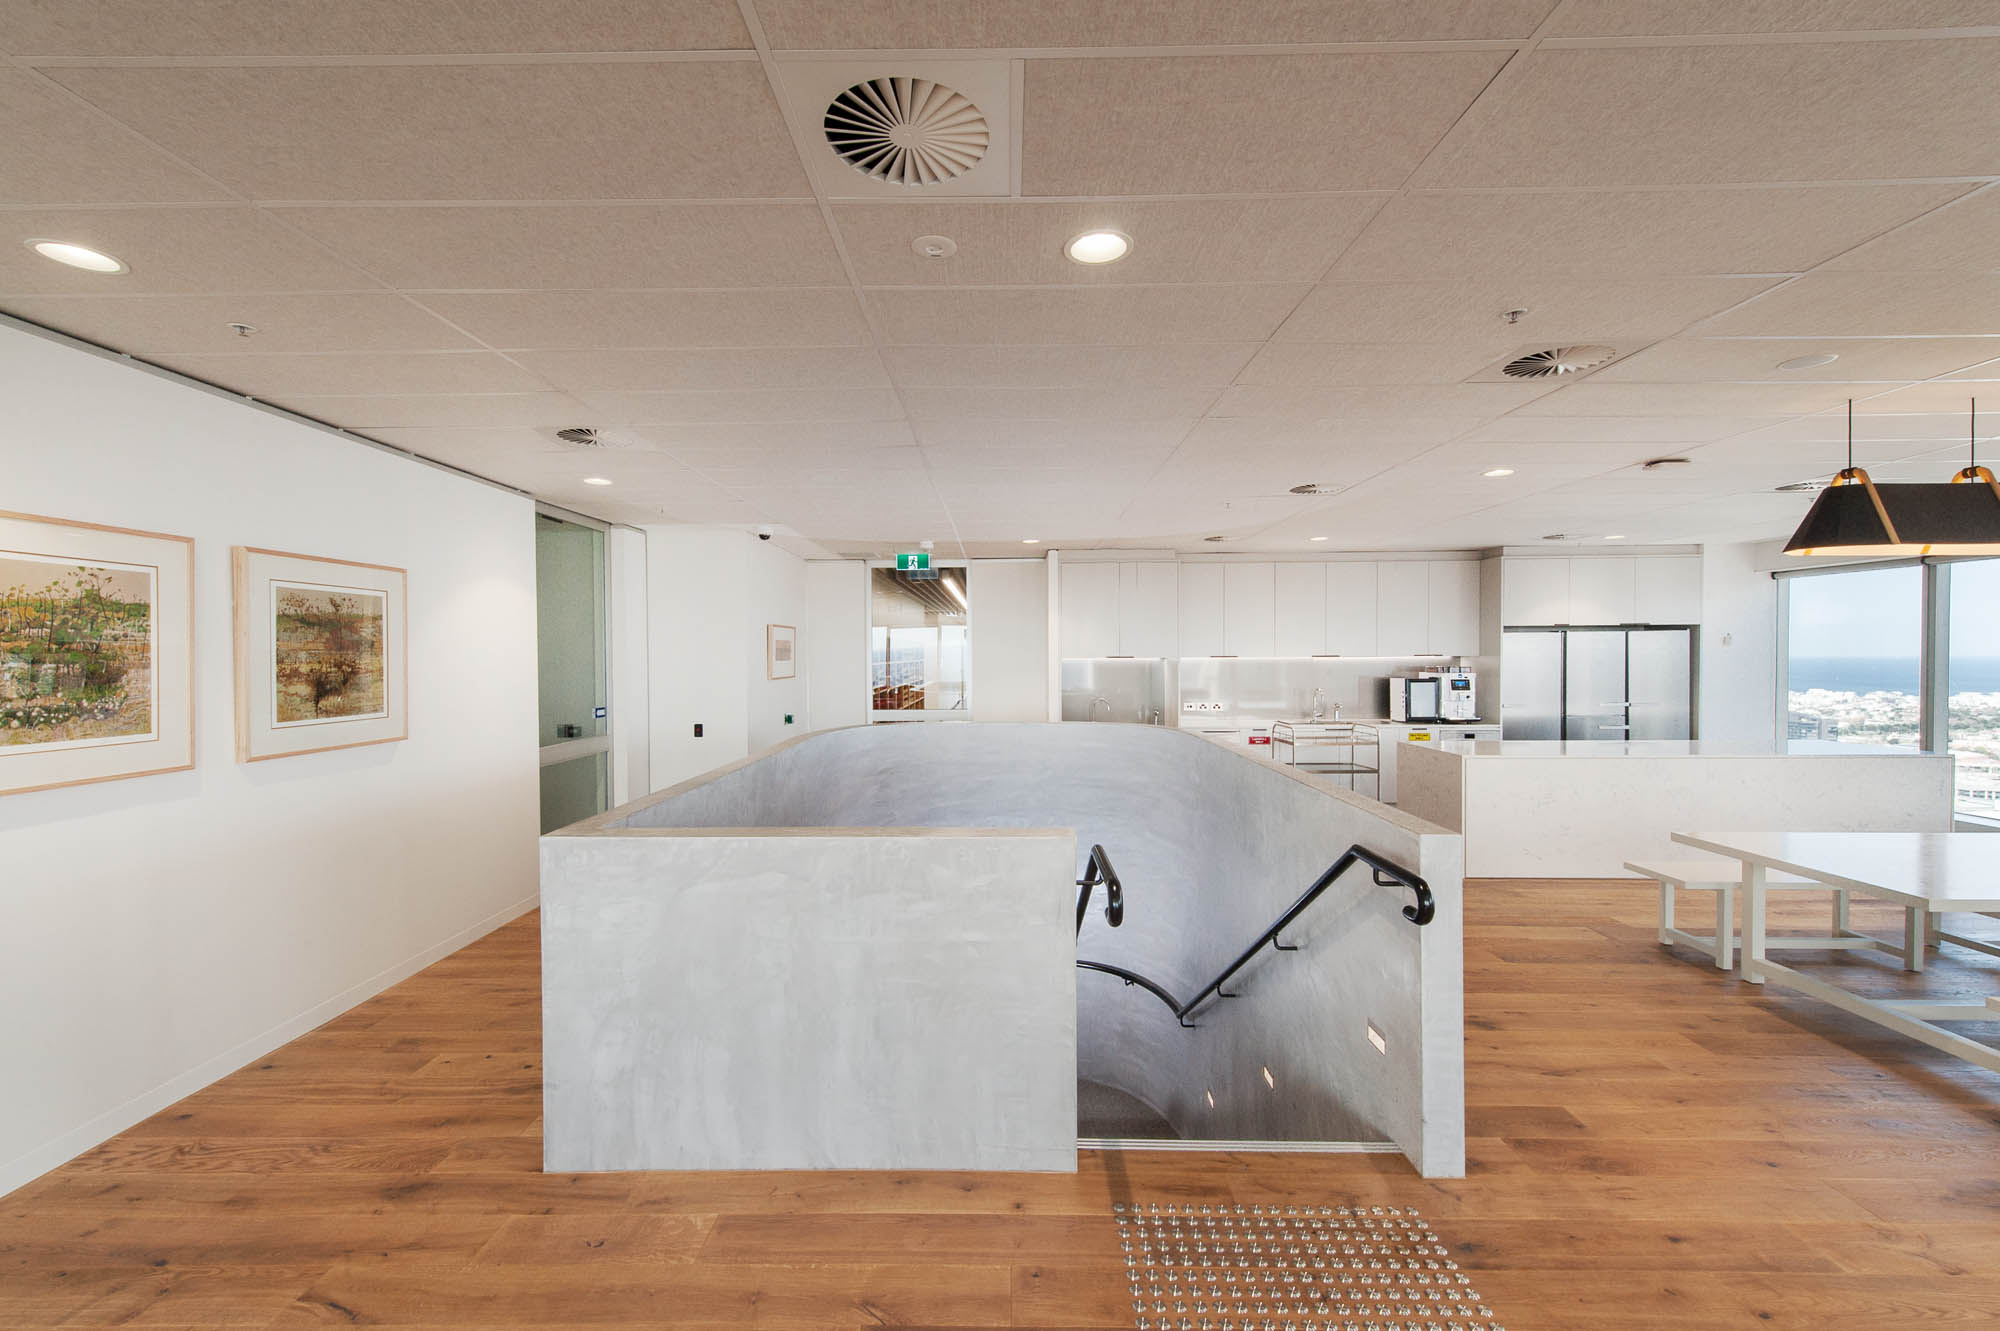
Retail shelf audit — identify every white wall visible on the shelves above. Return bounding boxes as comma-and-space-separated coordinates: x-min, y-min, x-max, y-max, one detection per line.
0, 320, 540, 1195
969, 559, 1050, 722
804, 560, 868, 731
1700, 540, 1780, 742
643, 526, 808, 791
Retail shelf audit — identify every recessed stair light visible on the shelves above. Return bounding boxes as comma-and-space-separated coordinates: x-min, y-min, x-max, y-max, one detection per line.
1777, 352, 1840, 371
27, 238, 127, 273
1065, 230, 1131, 265
1483, 467, 1515, 478
582, 477, 613, 487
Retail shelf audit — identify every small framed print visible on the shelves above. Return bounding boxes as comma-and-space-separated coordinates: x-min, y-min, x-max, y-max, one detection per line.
1, 510, 194, 796
766, 623, 796, 680
233, 547, 407, 762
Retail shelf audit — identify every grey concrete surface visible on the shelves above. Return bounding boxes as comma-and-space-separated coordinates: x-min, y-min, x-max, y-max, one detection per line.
547, 722, 1466, 1177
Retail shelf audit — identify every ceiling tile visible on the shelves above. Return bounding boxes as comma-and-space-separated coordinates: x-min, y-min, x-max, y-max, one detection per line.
1457, 415, 1778, 444
273, 204, 844, 290
1021, 52, 1509, 196
1330, 184, 1969, 281
835, 196, 1386, 286
1850, 382, 2000, 414
902, 385, 1218, 420
1417, 40, 2000, 187
631, 420, 922, 456
865, 285, 1308, 345
0, 206, 382, 295
914, 417, 1190, 456
0, 67, 229, 204
572, 387, 905, 424
149, 350, 550, 397
1275, 276, 1779, 347
41, 62, 809, 201
0, 291, 478, 353
1234, 342, 1501, 387
2, 0, 751, 55
757, 0, 1556, 48
1938, 355, 2000, 382
1516, 381, 1861, 417
1697, 273, 2000, 337
1590, 336, 2000, 384
1548, 1, 2000, 37
512, 347, 890, 392
415, 289, 871, 349
883, 343, 1257, 388
1209, 383, 1553, 418
1818, 187, 2000, 273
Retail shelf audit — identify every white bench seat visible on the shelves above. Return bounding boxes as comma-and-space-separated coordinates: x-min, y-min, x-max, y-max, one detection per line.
1625, 857, 1910, 972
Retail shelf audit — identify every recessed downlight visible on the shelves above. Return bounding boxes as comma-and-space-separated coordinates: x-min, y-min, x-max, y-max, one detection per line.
28, 239, 127, 273
582, 477, 613, 487
1309, 535, 1329, 542
1064, 230, 1131, 265
1021, 538, 1040, 544
1483, 467, 1515, 478
1777, 352, 1840, 371
1604, 534, 1626, 541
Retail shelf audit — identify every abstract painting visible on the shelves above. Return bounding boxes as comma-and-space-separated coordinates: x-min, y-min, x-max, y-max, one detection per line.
0, 511, 193, 796
235, 547, 406, 762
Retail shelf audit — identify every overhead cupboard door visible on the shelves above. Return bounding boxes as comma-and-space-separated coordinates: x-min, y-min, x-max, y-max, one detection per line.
1058, 561, 1120, 658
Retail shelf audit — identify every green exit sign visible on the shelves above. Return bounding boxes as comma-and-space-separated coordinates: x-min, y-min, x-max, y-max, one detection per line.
896, 551, 930, 571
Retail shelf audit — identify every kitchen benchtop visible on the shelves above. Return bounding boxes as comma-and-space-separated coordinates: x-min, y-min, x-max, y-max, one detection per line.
1179, 715, 1493, 729
1427, 739, 1932, 759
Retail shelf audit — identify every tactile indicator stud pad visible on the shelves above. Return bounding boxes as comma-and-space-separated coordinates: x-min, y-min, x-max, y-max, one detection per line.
1115, 1200, 1505, 1331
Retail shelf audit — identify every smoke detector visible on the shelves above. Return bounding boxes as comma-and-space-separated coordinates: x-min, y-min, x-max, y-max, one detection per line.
1502, 345, 1617, 379
824, 77, 989, 187
1288, 482, 1343, 496
1642, 456, 1693, 471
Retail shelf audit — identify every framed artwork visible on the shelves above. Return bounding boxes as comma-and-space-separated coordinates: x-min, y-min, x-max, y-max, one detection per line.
1, 510, 194, 796
766, 623, 796, 680
233, 547, 407, 762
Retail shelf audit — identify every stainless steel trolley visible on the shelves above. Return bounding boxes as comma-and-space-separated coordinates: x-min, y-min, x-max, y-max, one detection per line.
1269, 721, 1381, 799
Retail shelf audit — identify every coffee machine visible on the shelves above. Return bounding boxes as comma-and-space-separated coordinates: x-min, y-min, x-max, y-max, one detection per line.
1425, 669, 1479, 722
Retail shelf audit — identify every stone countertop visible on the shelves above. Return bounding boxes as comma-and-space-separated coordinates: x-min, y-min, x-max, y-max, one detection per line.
1426, 739, 1933, 759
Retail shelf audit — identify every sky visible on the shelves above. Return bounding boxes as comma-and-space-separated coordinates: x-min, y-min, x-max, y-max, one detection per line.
1788, 558, 2000, 657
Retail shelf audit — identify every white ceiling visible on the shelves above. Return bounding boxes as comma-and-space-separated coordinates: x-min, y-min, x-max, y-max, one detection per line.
2, 1, 1998, 557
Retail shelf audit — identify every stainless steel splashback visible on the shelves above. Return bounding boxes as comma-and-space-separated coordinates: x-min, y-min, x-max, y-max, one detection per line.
1059, 658, 1171, 723
1177, 656, 1451, 721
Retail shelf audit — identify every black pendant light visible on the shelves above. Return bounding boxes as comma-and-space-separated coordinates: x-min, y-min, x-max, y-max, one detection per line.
1783, 401, 1921, 557
1872, 400, 2000, 556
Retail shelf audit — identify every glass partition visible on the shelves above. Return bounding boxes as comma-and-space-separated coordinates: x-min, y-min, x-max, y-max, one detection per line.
536, 512, 609, 831
869, 566, 969, 720
1783, 563, 1922, 748
1946, 559, 2000, 820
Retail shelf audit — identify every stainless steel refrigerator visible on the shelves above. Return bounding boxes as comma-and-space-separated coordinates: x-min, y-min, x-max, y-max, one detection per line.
1500, 627, 1694, 741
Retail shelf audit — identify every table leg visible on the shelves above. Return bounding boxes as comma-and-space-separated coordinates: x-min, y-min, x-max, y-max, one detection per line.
1743, 863, 1767, 985
1659, 879, 1674, 946
1715, 884, 1734, 971
1904, 908, 1927, 973
1832, 888, 1850, 935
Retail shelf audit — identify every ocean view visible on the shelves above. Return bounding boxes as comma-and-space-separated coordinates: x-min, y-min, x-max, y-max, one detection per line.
1790, 656, 2000, 695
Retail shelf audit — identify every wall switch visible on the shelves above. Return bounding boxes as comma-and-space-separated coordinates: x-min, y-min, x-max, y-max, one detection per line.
693, 723, 703, 738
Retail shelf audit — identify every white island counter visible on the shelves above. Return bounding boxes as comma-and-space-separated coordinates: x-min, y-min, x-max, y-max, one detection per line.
1397, 739, 1954, 879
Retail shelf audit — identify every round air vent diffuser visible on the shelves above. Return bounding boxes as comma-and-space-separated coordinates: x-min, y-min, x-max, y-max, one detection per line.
824, 77, 990, 186
1775, 478, 1832, 494
1288, 482, 1343, 496
556, 427, 606, 448
1502, 345, 1617, 379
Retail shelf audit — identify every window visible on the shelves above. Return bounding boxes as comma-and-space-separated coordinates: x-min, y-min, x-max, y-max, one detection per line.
869, 566, 969, 719
1946, 559, 2000, 821
1784, 563, 1922, 749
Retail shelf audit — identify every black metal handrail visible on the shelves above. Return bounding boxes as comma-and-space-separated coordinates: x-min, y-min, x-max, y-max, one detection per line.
1074, 843, 1124, 936
1076, 844, 1433, 1028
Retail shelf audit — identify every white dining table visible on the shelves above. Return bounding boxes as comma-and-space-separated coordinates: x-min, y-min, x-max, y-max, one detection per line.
1672, 831, 2000, 1072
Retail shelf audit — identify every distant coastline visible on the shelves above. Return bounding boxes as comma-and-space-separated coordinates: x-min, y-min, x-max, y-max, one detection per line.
1789, 656, 2000, 695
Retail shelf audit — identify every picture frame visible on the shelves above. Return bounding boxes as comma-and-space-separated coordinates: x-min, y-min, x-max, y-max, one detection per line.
766, 623, 796, 680
1, 510, 195, 796
232, 546, 407, 762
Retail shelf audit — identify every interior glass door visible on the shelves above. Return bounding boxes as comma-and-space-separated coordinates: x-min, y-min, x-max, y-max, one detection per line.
536, 512, 609, 832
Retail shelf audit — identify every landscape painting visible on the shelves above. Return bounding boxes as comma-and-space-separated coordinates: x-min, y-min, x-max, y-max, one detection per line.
0, 552, 156, 752
271, 580, 388, 725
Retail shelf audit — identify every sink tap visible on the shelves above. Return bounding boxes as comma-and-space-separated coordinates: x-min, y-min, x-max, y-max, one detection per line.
1089, 695, 1112, 722
1310, 687, 1328, 721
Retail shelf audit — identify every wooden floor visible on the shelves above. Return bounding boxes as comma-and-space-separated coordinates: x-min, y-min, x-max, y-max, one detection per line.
4, 882, 2000, 1329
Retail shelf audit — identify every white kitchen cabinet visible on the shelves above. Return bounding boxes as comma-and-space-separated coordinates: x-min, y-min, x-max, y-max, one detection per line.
1222, 562, 1277, 657
1272, 563, 1328, 656
1426, 561, 1480, 657
1375, 562, 1429, 656
1633, 555, 1702, 624
1058, 561, 1121, 658
1118, 561, 1179, 656
1501, 558, 1570, 626
1177, 562, 1225, 657
1325, 562, 1378, 656
1568, 557, 1636, 625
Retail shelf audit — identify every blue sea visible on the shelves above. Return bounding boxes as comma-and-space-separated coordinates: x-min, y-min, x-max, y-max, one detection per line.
1791, 656, 2000, 694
